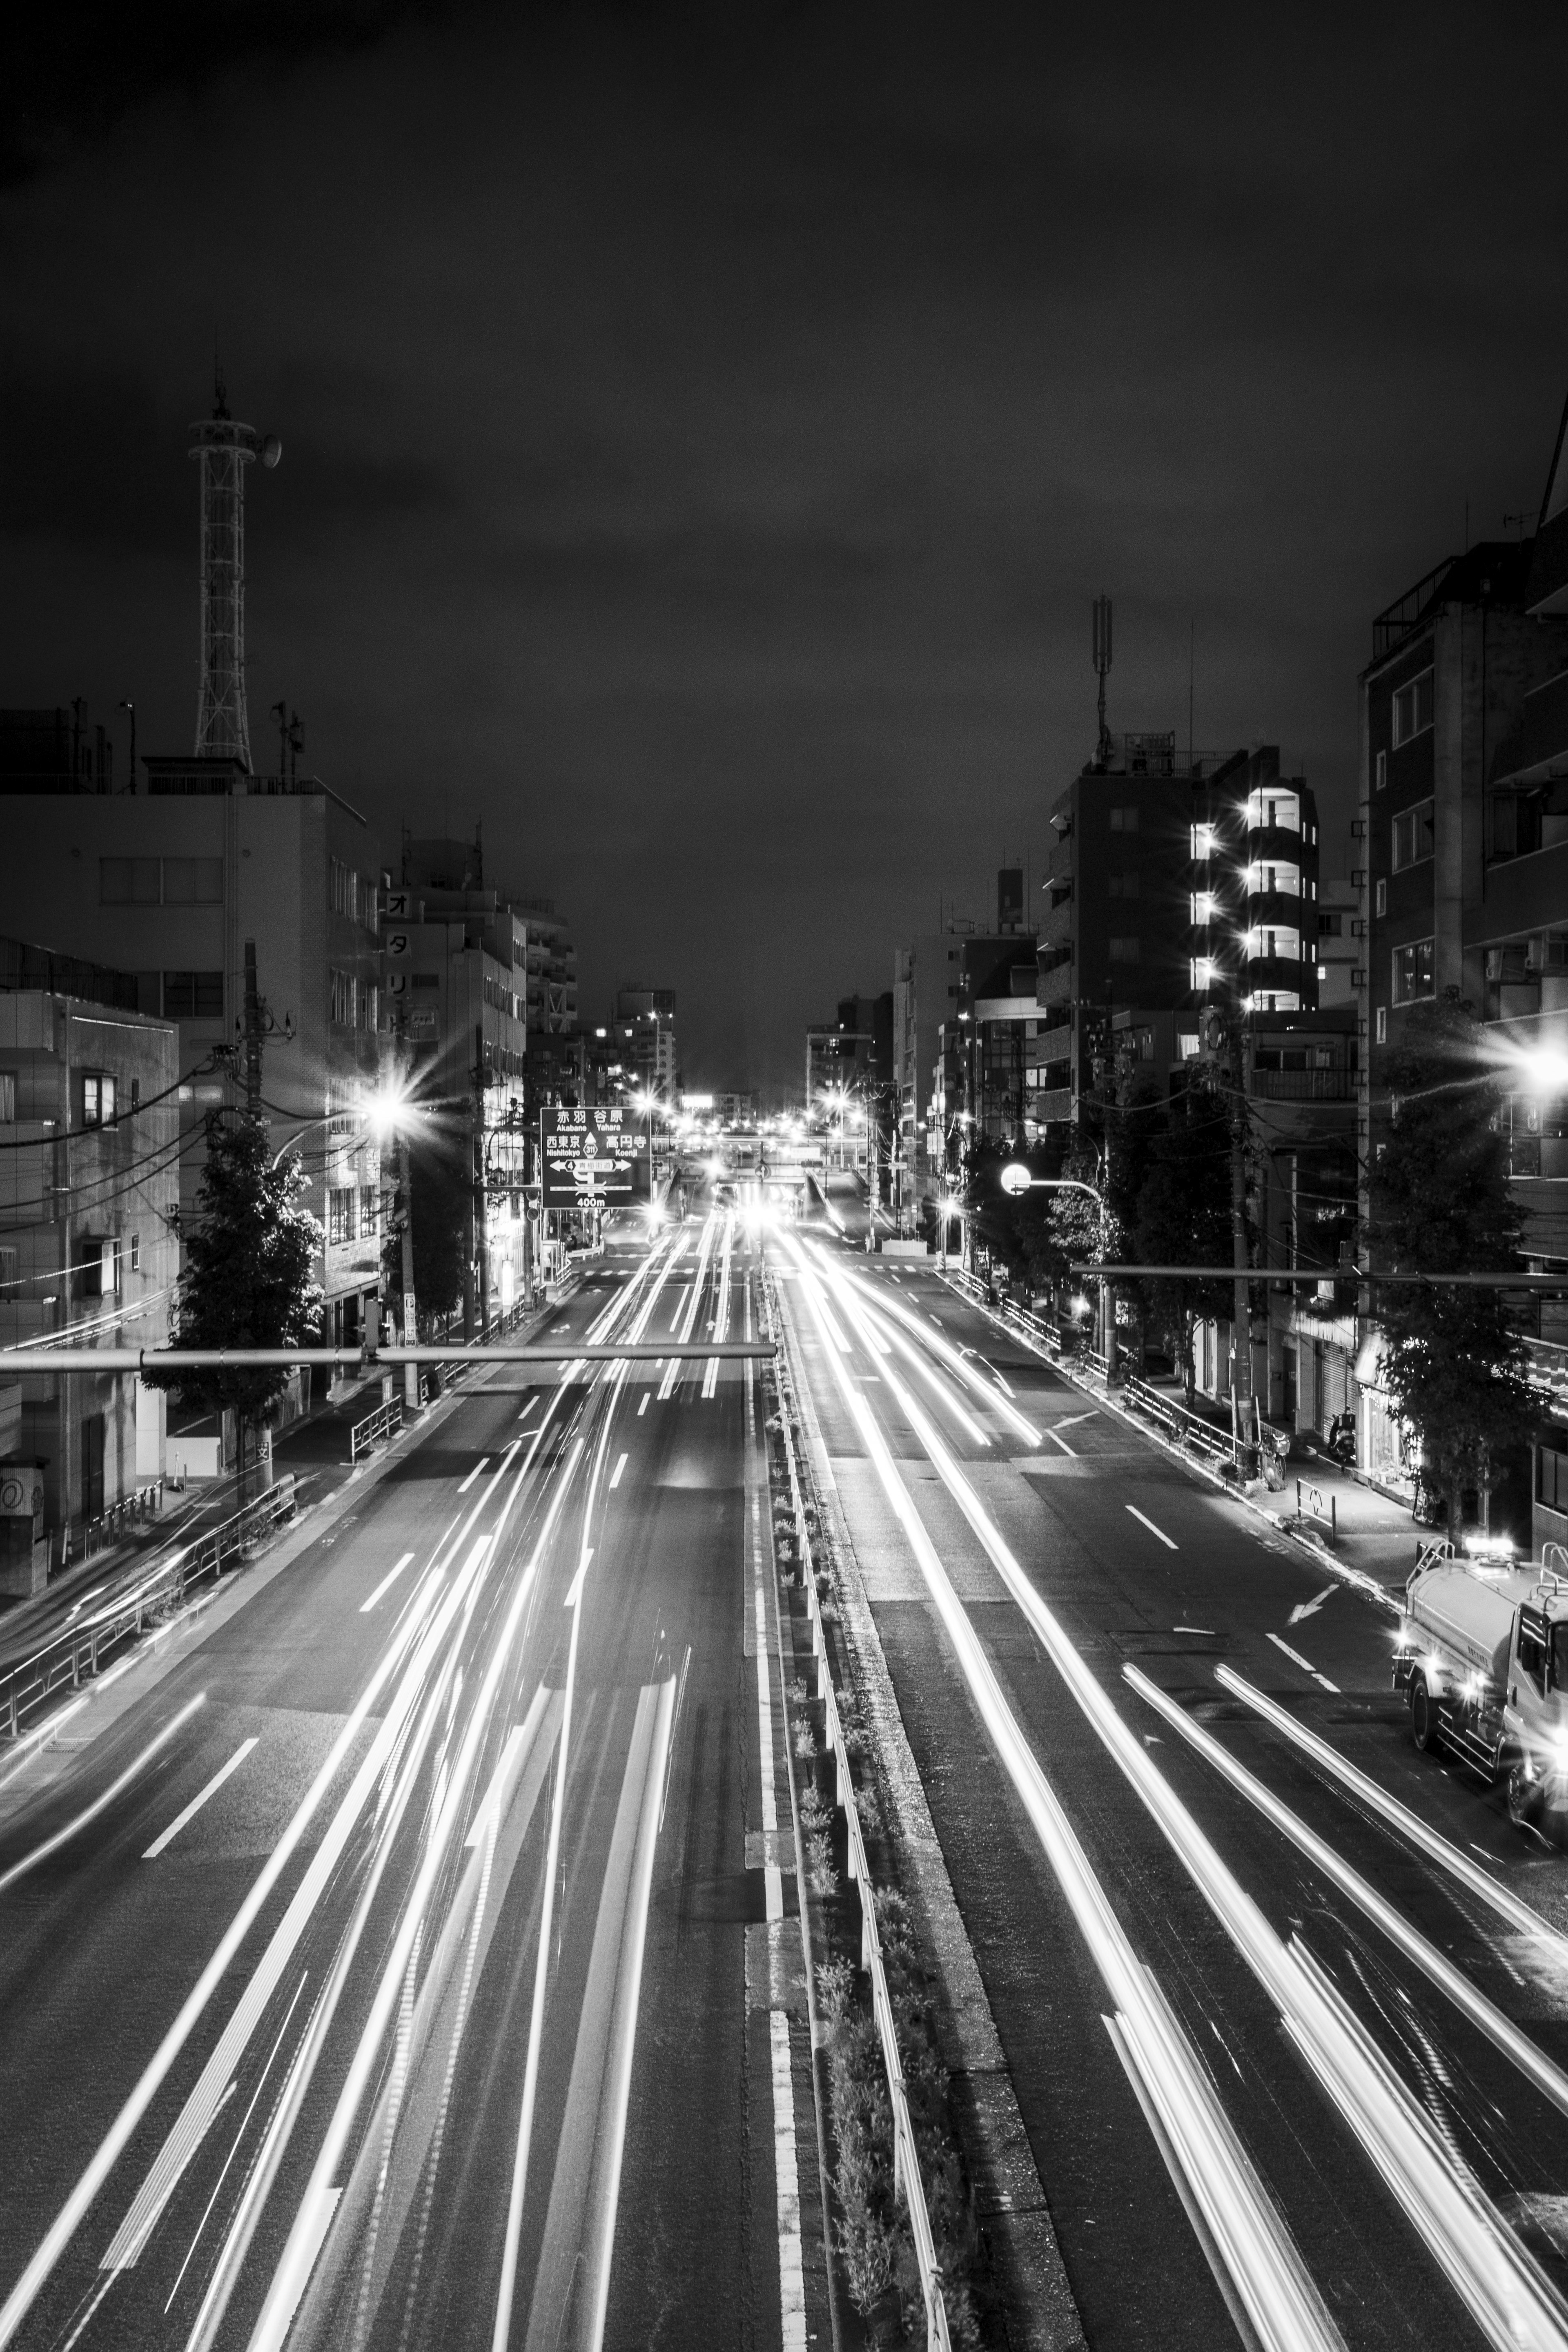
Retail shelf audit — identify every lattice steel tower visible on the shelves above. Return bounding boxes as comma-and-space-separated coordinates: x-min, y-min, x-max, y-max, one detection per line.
190, 367, 280, 768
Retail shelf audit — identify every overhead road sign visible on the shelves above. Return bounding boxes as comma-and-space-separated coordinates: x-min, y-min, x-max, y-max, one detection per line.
541, 1106, 650, 1207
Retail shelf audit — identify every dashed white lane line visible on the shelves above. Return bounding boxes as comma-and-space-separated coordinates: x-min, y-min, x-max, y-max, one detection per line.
609, 1453, 628, 1490
1126, 1504, 1178, 1550
359, 1550, 416, 1613
637, 1394, 649, 1417
143, 1739, 259, 1860
1266, 1631, 1340, 1693
457, 1457, 489, 1494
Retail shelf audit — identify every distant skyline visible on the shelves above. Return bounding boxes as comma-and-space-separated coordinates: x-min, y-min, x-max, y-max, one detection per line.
3, 4, 1566, 1090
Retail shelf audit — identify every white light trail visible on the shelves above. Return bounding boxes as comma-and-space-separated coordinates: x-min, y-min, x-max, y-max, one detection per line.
841, 1268, 1039, 1443
0, 1693, 205, 1896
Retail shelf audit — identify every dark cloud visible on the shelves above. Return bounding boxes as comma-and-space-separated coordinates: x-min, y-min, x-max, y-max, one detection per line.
1, 3, 1567, 1088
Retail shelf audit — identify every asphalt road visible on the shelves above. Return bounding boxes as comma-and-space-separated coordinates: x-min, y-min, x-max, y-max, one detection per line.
0, 1203, 810, 2352
775, 1225, 1568, 2352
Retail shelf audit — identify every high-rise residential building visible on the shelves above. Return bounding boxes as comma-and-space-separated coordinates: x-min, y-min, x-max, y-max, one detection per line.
614, 984, 676, 1099
0, 942, 179, 1588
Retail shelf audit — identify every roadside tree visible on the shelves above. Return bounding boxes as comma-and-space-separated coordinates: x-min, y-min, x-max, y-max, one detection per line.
1132, 1080, 1234, 1397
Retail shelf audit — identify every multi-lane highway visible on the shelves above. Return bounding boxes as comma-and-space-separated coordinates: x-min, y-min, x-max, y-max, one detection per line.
777, 1209, 1568, 2352
0, 1203, 820, 2352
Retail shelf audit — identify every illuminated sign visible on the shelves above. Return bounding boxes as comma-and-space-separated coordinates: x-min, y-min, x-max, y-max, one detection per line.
540, 1106, 650, 1207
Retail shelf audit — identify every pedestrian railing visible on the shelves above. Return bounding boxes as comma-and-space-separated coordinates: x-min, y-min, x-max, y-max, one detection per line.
1294, 1478, 1338, 1544
0, 1475, 297, 1741
1118, 1373, 1256, 1477
998, 1297, 1062, 1359
78, 1479, 166, 1562
348, 1394, 403, 1463
766, 1275, 953, 2352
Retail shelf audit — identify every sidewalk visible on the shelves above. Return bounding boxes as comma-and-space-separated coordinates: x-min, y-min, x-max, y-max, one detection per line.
1256, 1445, 1430, 1601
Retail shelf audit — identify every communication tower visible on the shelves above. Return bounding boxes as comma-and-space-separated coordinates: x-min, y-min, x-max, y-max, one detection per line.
190, 365, 281, 768
1091, 594, 1113, 768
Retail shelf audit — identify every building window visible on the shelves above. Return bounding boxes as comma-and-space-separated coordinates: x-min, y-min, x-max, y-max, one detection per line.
1392, 800, 1434, 871
1109, 808, 1139, 833
82, 1072, 117, 1126
130, 1232, 140, 1272
1109, 937, 1140, 962
100, 857, 220, 903
161, 858, 223, 904
1190, 823, 1214, 858
1375, 749, 1388, 793
1107, 873, 1140, 899
163, 971, 224, 1019
330, 968, 354, 1027
359, 1186, 379, 1239
330, 859, 361, 921
327, 1187, 355, 1245
0, 1074, 14, 1123
1393, 939, 1434, 1004
1376, 1006, 1388, 1043
1539, 1443, 1568, 1514
0, 1246, 16, 1290
1375, 878, 1387, 916
1177, 1032, 1200, 1059
100, 858, 162, 904
1392, 669, 1434, 748
1190, 957, 1214, 989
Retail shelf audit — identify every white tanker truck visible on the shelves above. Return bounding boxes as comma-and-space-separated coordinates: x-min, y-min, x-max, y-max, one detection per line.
1394, 1547, 1568, 1830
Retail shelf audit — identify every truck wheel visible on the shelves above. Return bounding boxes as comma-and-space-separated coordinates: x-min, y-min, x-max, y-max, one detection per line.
1410, 1675, 1442, 1755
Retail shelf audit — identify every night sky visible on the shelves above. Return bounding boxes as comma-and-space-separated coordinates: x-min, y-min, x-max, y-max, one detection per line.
3, 4, 1566, 1093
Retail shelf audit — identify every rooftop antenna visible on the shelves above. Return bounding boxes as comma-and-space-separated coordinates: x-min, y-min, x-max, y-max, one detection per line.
1092, 595, 1113, 768
191, 368, 282, 771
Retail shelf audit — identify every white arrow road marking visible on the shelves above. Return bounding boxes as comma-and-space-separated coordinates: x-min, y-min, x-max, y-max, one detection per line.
1288, 1585, 1339, 1626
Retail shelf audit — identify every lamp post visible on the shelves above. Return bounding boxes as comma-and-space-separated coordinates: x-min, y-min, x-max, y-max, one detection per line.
1000, 1163, 1114, 1374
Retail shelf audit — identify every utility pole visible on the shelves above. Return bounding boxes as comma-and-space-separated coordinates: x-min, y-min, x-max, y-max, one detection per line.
242, 940, 264, 1118
474, 1027, 490, 1341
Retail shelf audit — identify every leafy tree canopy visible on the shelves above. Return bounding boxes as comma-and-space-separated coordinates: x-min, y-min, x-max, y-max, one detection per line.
1133, 1080, 1234, 1388
382, 1125, 470, 1323
1368, 990, 1537, 1523
143, 1115, 323, 1424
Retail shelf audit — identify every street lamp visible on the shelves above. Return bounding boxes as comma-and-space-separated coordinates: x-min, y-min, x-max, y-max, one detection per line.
999, 1164, 1116, 1374
365, 1082, 422, 1412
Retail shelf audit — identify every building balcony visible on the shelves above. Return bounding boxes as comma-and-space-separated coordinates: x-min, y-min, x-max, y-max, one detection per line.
1250, 1067, 1353, 1102
1245, 954, 1315, 1003
1029, 1085, 1075, 1127
1248, 888, 1310, 931
1517, 1331, 1568, 1406
1247, 822, 1307, 866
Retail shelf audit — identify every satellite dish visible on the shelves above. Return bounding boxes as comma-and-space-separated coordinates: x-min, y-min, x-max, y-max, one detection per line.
1000, 1162, 1032, 1196
260, 434, 283, 469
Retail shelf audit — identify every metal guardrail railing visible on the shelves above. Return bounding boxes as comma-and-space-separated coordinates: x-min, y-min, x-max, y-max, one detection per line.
349, 1395, 403, 1463
766, 1276, 953, 2352
0, 1475, 297, 1741
1118, 1372, 1256, 1477
78, 1478, 166, 1563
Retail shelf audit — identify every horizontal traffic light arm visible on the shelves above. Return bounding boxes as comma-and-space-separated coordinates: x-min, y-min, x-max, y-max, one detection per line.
1074, 1265, 1568, 1287
0, 1342, 777, 1374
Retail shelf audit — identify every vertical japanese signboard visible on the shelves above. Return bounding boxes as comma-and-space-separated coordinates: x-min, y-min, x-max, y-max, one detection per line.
540, 1107, 650, 1207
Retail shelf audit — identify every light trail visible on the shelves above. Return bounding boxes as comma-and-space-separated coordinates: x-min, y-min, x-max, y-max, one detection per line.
0, 1692, 205, 1895
1215, 1666, 1567, 1953
782, 1238, 1344, 2352
842, 1269, 1040, 1445
835, 1282, 991, 1447
1127, 1665, 1568, 2127
800, 1242, 1568, 2350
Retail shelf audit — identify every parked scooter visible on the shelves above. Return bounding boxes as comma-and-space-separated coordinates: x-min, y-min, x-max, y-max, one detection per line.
1325, 1410, 1356, 1469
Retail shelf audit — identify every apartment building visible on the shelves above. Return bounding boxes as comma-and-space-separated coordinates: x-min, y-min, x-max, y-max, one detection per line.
615, 984, 677, 1099
0, 746, 389, 1352
0, 947, 179, 1590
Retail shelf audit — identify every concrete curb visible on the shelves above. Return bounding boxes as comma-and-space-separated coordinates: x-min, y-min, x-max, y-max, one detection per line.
947, 1280, 1404, 1619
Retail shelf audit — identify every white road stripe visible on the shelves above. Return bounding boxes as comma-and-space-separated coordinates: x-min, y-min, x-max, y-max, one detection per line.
143, 1738, 259, 1860
771, 2011, 807, 2351
1126, 1504, 1178, 1550
1043, 1425, 1077, 1457
457, 1457, 489, 1494
637, 1393, 649, 1416
609, 1452, 628, 1490
359, 1550, 415, 1613
1265, 1632, 1339, 1692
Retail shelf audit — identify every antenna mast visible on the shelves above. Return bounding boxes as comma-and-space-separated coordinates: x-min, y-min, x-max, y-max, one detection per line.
190, 369, 281, 771
1092, 595, 1113, 768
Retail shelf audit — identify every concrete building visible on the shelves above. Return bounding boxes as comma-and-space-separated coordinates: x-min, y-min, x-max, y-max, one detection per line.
0, 944, 179, 1589
0, 748, 390, 1352
614, 984, 676, 1099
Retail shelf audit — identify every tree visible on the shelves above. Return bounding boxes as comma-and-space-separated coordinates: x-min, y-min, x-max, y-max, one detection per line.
1368, 990, 1538, 1532
1132, 1080, 1234, 1397
143, 1116, 323, 1500
382, 1124, 470, 1327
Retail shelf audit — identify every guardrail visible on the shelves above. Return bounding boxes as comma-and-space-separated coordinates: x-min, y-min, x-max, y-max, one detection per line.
766, 1278, 953, 2352
0, 1475, 297, 1741
78, 1479, 166, 1563
349, 1395, 402, 1463
1118, 1372, 1256, 1477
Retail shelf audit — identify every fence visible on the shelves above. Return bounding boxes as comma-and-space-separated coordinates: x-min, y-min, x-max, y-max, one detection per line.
1294, 1478, 1337, 1544
349, 1395, 403, 1463
1116, 1373, 1259, 1478
78, 1479, 166, 1563
766, 1276, 953, 2352
0, 1475, 296, 1741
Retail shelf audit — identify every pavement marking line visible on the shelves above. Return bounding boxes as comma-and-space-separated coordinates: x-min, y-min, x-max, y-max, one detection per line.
1125, 1664, 1568, 2128
609, 1452, 628, 1490
637, 1394, 649, 1416
1265, 1633, 1339, 1693
359, 1551, 416, 1613
1287, 1586, 1338, 1626
702, 1355, 720, 1398
807, 1241, 1568, 2350
1216, 1665, 1567, 1951
1043, 1426, 1077, 1458
1054, 1412, 1097, 1431
1174, 1626, 1216, 1635
1126, 1504, 1178, 1550
752, 1490, 783, 1920
0, 1693, 207, 1898
517, 1397, 538, 1423
457, 1457, 490, 1494
771, 2009, 808, 2352
143, 1737, 260, 1860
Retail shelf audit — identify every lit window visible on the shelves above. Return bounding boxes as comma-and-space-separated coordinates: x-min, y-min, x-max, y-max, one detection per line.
1190, 957, 1214, 989
1392, 939, 1434, 1004
1177, 1032, 1200, 1059
1376, 1006, 1388, 1043
1392, 669, 1434, 748
82, 1073, 116, 1127
1190, 824, 1215, 859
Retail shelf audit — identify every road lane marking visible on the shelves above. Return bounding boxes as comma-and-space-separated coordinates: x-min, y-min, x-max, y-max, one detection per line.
609, 1452, 628, 1489
751, 1492, 782, 1920
457, 1457, 490, 1494
0, 1695, 207, 1897
1287, 1585, 1338, 1626
517, 1396, 538, 1423
1174, 1626, 1216, 1635
771, 2011, 807, 2351
1042, 1425, 1077, 1457
359, 1550, 416, 1613
1055, 1412, 1096, 1430
1125, 1505, 1177, 1550
143, 1738, 259, 1859
637, 1394, 649, 1416
702, 1356, 719, 1397
1264, 1633, 1339, 1692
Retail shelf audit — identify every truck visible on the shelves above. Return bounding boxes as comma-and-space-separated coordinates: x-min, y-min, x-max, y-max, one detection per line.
1393, 1545, 1568, 1831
